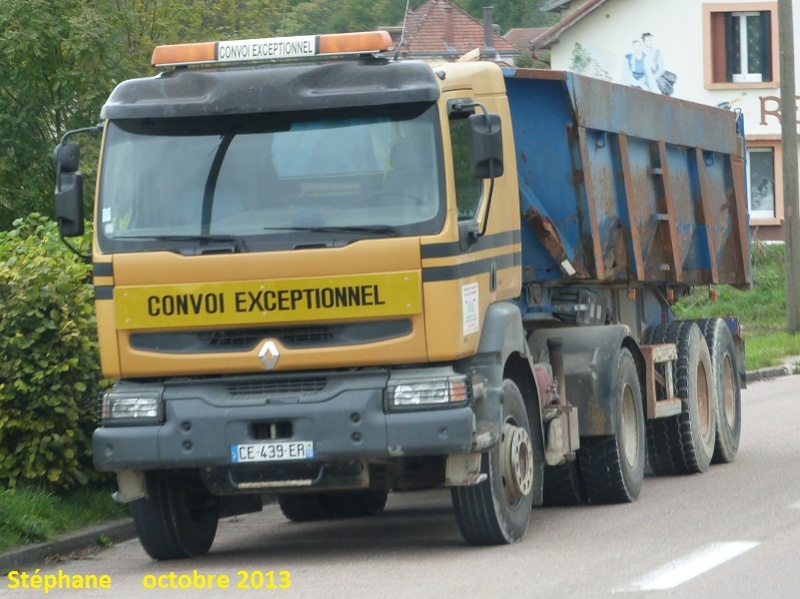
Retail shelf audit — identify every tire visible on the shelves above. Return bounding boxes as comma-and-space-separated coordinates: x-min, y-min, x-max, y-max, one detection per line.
326, 490, 388, 518
451, 379, 534, 545
278, 493, 334, 522
644, 321, 717, 475
695, 318, 742, 463
640, 323, 666, 347
542, 461, 587, 506
130, 471, 219, 560
578, 348, 644, 503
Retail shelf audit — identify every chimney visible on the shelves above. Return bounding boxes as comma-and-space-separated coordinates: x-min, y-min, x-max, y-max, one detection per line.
483, 7, 495, 53
445, 3, 455, 50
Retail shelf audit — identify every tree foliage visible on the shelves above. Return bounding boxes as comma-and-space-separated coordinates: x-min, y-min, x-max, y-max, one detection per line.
0, 0, 281, 230
459, 0, 558, 33
282, 0, 411, 35
1, 0, 108, 229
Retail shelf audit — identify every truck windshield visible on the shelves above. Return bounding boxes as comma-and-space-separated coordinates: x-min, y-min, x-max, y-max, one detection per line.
97, 104, 444, 253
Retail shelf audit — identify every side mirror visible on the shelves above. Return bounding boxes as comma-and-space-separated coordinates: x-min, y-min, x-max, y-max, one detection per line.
54, 142, 85, 238
469, 113, 504, 179
54, 142, 80, 173
55, 173, 85, 237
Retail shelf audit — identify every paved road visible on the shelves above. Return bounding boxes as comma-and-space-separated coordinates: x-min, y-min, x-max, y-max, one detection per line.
6, 375, 800, 598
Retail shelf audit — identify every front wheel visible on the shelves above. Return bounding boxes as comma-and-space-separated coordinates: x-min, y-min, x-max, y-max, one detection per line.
451, 379, 534, 545
130, 472, 219, 560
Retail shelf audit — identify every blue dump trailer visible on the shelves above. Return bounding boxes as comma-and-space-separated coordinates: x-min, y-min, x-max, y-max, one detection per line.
506, 69, 749, 296
502, 68, 748, 508
54, 36, 752, 554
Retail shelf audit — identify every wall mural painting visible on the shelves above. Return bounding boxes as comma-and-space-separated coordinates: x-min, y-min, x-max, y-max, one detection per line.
621, 33, 676, 95
569, 33, 677, 96
568, 42, 613, 81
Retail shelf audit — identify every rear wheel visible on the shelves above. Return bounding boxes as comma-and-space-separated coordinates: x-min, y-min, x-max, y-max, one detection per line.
695, 318, 741, 463
451, 379, 534, 545
645, 321, 717, 475
279, 490, 388, 521
542, 461, 587, 506
278, 494, 334, 522
130, 471, 219, 560
578, 348, 644, 503
326, 490, 388, 518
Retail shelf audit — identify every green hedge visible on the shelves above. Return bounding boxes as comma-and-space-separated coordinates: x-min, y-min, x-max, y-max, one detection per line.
0, 214, 102, 490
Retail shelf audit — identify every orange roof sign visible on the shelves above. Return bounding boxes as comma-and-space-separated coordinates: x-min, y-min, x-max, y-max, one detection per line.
152, 31, 394, 66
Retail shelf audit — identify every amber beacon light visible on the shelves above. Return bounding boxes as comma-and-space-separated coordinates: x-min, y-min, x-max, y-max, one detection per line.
151, 31, 394, 67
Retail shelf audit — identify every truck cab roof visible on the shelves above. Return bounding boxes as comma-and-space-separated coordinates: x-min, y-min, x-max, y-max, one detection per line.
101, 58, 442, 120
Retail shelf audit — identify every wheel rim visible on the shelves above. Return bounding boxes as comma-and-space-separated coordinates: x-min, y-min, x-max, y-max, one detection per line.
696, 361, 711, 436
500, 420, 534, 505
722, 354, 736, 428
620, 383, 639, 467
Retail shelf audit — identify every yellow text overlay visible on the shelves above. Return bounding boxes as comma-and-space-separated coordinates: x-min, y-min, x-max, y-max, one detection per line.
141, 570, 291, 590
6, 569, 111, 593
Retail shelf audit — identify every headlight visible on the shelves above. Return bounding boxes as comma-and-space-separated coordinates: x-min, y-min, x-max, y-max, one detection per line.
100, 391, 164, 425
387, 369, 471, 409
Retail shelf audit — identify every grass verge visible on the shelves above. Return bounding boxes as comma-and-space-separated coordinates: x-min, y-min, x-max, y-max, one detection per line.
674, 241, 800, 370
0, 485, 125, 553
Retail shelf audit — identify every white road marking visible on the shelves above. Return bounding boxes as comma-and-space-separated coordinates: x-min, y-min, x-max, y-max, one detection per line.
788, 501, 800, 510
619, 542, 759, 592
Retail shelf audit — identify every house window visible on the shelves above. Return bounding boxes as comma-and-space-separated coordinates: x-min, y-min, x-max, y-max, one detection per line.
747, 148, 775, 218
704, 3, 778, 89
723, 12, 770, 83
746, 139, 782, 224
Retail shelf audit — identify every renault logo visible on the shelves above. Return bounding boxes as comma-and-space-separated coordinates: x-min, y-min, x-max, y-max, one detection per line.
258, 340, 280, 369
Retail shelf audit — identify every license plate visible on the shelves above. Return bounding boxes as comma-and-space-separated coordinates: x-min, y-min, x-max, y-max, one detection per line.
230, 441, 314, 463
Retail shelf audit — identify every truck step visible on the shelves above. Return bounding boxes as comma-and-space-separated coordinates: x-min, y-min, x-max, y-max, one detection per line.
654, 398, 682, 418
639, 343, 678, 420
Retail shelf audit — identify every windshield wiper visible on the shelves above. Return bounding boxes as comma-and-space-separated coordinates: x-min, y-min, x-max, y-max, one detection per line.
113, 234, 248, 253
262, 225, 399, 236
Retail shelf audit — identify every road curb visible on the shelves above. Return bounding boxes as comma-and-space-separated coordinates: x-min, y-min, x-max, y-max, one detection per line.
0, 518, 136, 574
745, 365, 793, 384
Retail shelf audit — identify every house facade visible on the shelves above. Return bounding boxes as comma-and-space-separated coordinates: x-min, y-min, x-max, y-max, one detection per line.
539, 0, 800, 241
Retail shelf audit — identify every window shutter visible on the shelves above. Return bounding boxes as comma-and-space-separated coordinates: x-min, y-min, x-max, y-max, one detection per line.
760, 11, 772, 82
725, 13, 736, 81
710, 12, 727, 83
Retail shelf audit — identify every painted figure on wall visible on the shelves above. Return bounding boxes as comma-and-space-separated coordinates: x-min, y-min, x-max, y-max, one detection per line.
620, 39, 657, 91
642, 34, 664, 79
642, 33, 676, 96
619, 34, 677, 96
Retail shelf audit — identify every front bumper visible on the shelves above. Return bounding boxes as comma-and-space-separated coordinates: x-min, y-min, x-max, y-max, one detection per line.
93, 371, 475, 474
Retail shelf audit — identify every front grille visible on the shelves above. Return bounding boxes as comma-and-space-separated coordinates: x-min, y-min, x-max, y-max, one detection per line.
130, 319, 411, 354
206, 326, 334, 349
228, 378, 327, 401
